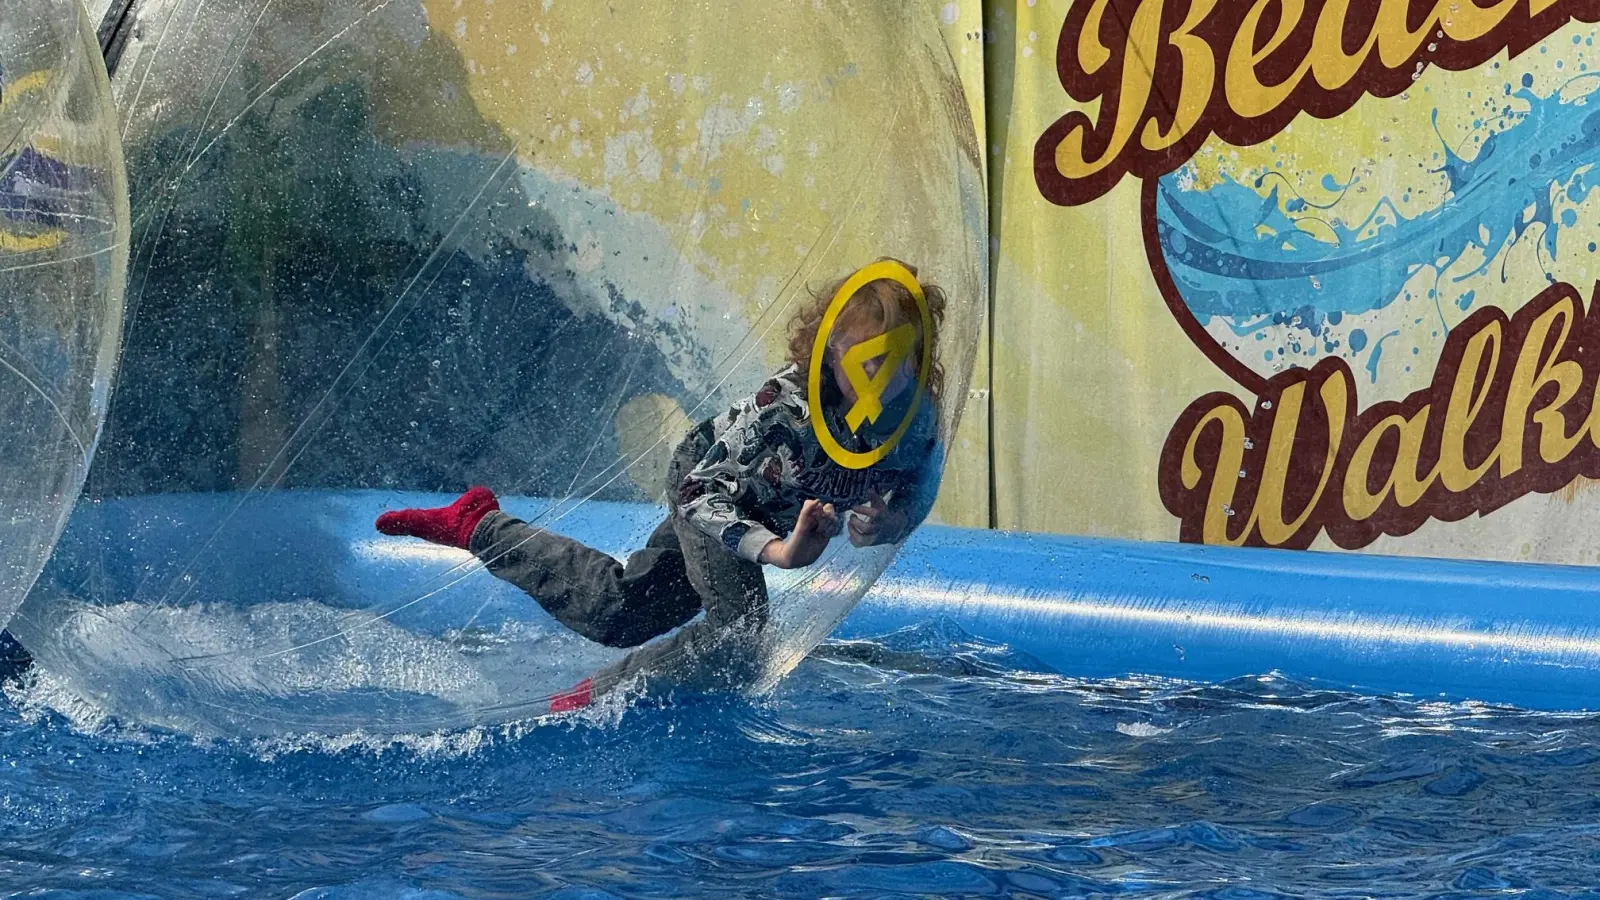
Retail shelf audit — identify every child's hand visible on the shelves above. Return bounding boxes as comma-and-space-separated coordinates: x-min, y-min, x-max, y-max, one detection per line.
848, 490, 909, 547
761, 499, 838, 569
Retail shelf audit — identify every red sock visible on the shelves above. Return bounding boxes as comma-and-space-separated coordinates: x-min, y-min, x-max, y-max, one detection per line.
374, 486, 500, 550
549, 678, 594, 713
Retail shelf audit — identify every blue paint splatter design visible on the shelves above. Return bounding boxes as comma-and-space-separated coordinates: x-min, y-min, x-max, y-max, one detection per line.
1367, 330, 1401, 384
1154, 74, 1600, 383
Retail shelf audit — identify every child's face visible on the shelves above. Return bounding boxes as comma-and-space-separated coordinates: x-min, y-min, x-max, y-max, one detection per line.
827, 318, 918, 414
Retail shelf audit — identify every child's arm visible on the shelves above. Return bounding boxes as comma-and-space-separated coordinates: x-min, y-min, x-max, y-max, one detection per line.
892, 445, 944, 534
849, 436, 944, 547
676, 380, 815, 564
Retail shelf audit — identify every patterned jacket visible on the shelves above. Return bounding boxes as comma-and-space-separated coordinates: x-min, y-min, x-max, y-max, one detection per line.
675, 363, 943, 563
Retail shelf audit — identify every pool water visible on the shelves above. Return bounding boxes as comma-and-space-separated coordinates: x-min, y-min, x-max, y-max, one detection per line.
2, 620, 1599, 898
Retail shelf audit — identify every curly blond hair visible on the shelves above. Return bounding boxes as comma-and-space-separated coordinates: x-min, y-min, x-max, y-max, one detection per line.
785, 258, 947, 408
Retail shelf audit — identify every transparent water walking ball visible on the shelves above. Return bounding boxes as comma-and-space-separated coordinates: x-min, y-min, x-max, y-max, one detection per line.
0, 2, 128, 630
12, 0, 984, 737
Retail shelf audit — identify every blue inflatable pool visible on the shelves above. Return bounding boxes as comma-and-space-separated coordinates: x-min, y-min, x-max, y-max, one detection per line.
17, 490, 1600, 716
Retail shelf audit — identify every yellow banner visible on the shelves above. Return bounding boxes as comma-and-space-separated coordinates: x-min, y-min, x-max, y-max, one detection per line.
980, 0, 1600, 565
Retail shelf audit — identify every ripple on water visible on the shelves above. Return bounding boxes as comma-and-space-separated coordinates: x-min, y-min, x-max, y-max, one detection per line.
1, 621, 1599, 896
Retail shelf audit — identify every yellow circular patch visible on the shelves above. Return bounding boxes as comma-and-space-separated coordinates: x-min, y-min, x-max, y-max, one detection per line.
806, 260, 932, 470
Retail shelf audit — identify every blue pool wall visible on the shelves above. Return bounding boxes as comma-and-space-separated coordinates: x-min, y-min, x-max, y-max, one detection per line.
28, 490, 1600, 712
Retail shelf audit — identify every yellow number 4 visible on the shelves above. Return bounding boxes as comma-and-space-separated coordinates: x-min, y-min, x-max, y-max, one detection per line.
841, 323, 916, 433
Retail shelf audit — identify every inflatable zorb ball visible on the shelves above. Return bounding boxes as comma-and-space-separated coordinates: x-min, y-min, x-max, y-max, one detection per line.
14, 0, 984, 737
0, 3, 128, 627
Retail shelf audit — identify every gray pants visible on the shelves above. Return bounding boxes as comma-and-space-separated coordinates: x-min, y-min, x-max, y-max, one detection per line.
468, 435, 771, 698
